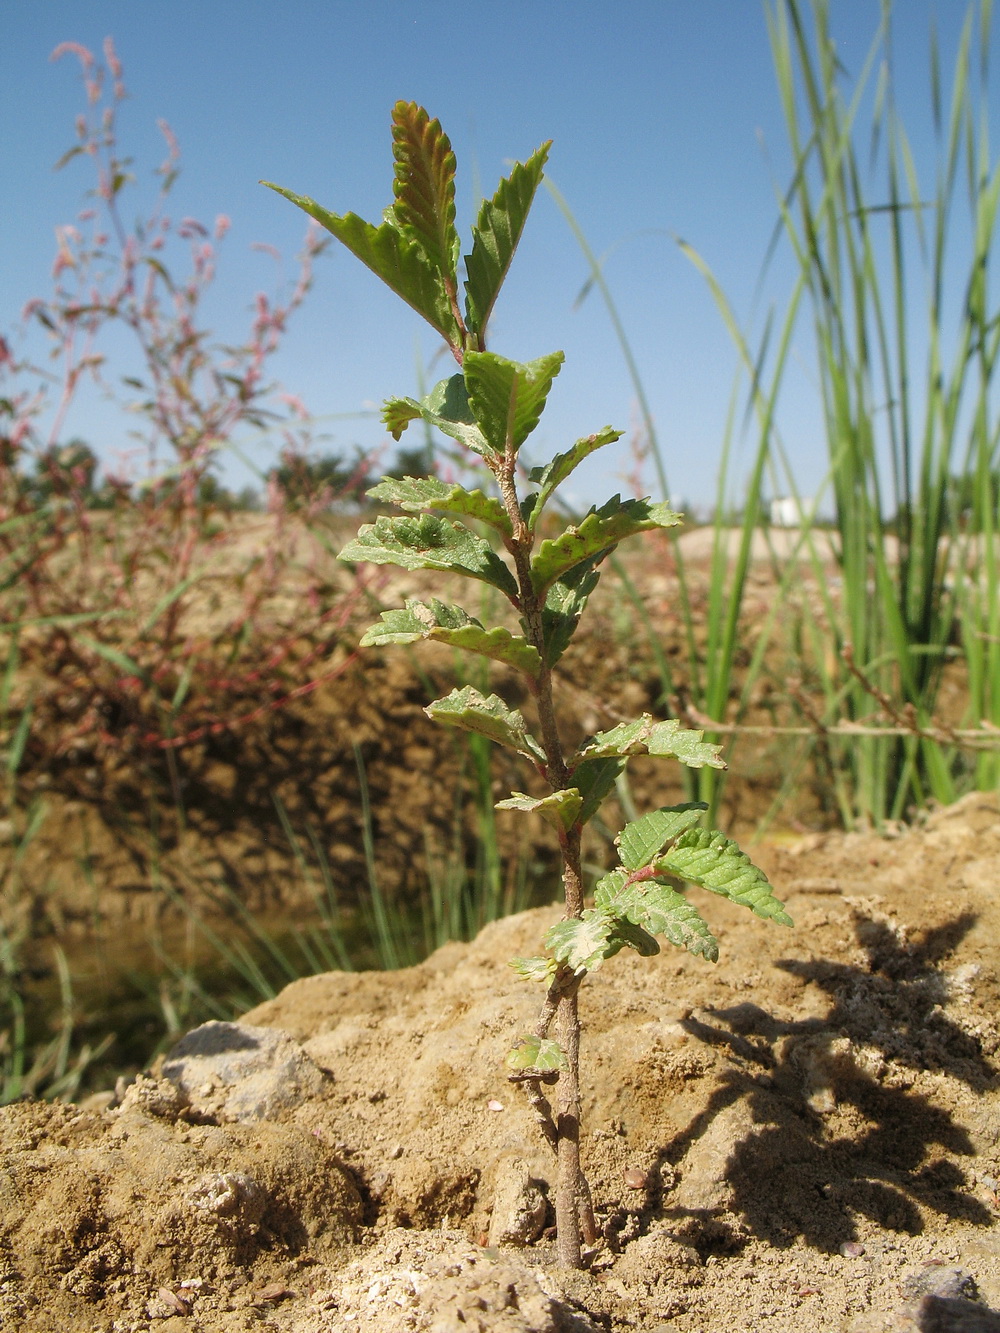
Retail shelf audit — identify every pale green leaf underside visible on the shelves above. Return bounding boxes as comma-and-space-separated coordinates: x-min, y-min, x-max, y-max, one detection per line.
576, 714, 725, 770
531, 496, 683, 593
594, 870, 719, 961
509, 955, 557, 984
655, 829, 793, 925
261, 183, 459, 344
338, 514, 517, 597
545, 908, 661, 974
367, 475, 512, 535
464, 142, 551, 338
495, 787, 582, 830
545, 912, 615, 973
616, 803, 708, 871
426, 685, 544, 760
525, 428, 623, 529
361, 599, 540, 675
506, 1033, 566, 1072
463, 349, 564, 455
381, 390, 493, 460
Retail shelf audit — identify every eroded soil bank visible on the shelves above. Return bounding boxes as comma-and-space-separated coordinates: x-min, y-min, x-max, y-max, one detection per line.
2, 792, 999, 1331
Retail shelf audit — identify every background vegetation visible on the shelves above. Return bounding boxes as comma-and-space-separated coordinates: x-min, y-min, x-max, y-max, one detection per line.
2, 0, 999, 1103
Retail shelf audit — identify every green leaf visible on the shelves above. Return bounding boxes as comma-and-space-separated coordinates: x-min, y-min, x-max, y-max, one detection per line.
462, 350, 564, 456
261, 183, 460, 345
367, 475, 512, 535
509, 956, 557, 984
464, 142, 551, 338
539, 560, 602, 666
338, 514, 517, 597
426, 685, 544, 760
382, 375, 494, 461
655, 829, 793, 925
531, 496, 683, 594
506, 1033, 566, 1072
495, 787, 582, 831
576, 714, 725, 770
595, 871, 719, 961
616, 803, 708, 871
361, 599, 541, 675
389, 102, 459, 283
525, 428, 623, 529
571, 755, 626, 827
544, 911, 615, 974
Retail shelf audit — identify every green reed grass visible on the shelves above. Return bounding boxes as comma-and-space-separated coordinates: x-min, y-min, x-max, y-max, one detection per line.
762, 0, 1000, 824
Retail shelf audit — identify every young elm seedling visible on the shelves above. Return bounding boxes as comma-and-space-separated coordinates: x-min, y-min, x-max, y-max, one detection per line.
263, 103, 792, 1269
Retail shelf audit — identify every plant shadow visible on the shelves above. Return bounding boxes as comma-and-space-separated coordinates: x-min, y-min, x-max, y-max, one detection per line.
656, 908, 997, 1255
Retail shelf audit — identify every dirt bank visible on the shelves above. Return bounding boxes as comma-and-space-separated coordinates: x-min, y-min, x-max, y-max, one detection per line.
2, 792, 998, 1330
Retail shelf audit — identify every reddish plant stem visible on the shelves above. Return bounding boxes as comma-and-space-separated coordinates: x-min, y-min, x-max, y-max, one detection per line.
495, 448, 590, 1268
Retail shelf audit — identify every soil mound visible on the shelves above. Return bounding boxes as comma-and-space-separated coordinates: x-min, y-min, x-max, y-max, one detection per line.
2, 793, 999, 1330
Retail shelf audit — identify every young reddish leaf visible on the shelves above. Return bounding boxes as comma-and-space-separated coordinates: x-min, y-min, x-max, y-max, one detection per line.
389, 102, 460, 284
464, 143, 551, 339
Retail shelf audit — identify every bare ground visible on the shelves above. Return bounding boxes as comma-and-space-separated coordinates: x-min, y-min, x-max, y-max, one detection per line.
3, 791, 999, 1331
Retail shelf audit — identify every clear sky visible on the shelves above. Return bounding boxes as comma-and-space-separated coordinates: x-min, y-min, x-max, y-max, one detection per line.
2, 2, 993, 511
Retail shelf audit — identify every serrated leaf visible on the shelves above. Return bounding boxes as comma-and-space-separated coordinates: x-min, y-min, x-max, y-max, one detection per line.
540, 561, 602, 666
525, 428, 624, 529
506, 1033, 567, 1072
389, 102, 459, 282
576, 714, 725, 770
615, 803, 708, 871
361, 599, 541, 675
261, 183, 460, 345
462, 350, 564, 456
495, 787, 582, 831
367, 475, 512, 535
382, 375, 494, 460
531, 496, 683, 594
655, 829, 793, 925
607, 917, 661, 958
571, 755, 626, 827
647, 719, 727, 768
464, 142, 551, 338
544, 910, 615, 974
509, 956, 558, 984
426, 685, 544, 760
595, 871, 719, 961
338, 514, 517, 597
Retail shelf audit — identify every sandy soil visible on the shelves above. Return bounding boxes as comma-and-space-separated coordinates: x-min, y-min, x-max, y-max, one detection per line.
3, 791, 999, 1331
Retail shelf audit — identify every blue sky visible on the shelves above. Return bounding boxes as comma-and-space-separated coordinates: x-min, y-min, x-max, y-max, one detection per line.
2, 2, 993, 511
